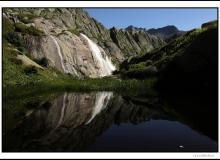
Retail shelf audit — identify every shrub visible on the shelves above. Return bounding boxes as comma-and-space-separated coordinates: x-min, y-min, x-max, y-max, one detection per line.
202, 20, 218, 29
129, 61, 150, 70
27, 26, 45, 36
139, 48, 147, 56
17, 13, 38, 24
37, 57, 49, 67
24, 66, 38, 75
9, 57, 22, 65
6, 32, 24, 47
15, 22, 27, 33
15, 22, 45, 37
17, 47, 24, 52
96, 35, 103, 42
10, 50, 20, 57
67, 28, 81, 36
3, 18, 15, 39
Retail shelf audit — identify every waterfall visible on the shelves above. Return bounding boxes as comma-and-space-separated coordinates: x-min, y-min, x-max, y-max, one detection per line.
50, 35, 67, 73
86, 92, 113, 124
80, 33, 116, 77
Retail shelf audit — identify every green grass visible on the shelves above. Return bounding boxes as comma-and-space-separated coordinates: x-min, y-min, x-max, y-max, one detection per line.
3, 17, 44, 52
3, 41, 157, 99
3, 77, 157, 99
128, 60, 152, 70
3, 42, 64, 87
17, 13, 39, 24
202, 20, 218, 29
119, 26, 216, 78
15, 22, 45, 37
3, 18, 14, 39
67, 28, 82, 36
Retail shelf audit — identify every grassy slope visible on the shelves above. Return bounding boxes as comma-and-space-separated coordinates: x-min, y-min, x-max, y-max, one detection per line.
119, 21, 217, 78
3, 41, 157, 95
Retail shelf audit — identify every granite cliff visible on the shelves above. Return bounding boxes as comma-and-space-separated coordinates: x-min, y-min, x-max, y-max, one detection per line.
3, 8, 165, 78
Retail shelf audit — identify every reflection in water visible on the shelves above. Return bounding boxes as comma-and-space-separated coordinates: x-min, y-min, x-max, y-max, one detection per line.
52, 92, 67, 131
86, 92, 113, 124
3, 91, 218, 152
33, 92, 113, 131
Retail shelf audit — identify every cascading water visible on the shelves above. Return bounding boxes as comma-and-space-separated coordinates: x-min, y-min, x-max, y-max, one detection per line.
50, 35, 67, 73
86, 92, 113, 124
80, 33, 116, 77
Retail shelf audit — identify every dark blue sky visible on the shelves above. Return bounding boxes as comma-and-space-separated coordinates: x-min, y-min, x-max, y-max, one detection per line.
85, 8, 217, 31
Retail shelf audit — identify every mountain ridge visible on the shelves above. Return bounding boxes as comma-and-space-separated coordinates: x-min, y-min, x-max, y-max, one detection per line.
119, 20, 218, 83
125, 24, 186, 42
147, 25, 186, 42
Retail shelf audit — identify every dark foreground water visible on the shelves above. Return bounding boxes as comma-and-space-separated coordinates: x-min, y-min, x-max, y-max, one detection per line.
3, 91, 218, 152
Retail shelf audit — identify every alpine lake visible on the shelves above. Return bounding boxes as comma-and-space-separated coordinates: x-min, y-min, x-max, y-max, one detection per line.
3, 87, 218, 152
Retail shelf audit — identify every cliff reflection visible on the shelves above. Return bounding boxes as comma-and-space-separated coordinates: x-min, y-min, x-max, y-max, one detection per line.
4, 92, 161, 151
34, 92, 113, 130
3, 91, 217, 152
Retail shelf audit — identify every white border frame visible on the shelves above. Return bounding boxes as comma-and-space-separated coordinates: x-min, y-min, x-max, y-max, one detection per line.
0, 1, 219, 159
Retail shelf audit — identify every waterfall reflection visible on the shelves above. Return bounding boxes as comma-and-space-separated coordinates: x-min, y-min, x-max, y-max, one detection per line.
3, 91, 217, 152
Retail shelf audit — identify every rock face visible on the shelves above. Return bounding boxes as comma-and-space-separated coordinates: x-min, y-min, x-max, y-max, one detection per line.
16, 54, 44, 69
147, 25, 185, 42
110, 27, 165, 57
3, 8, 165, 78
126, 25, 147, 32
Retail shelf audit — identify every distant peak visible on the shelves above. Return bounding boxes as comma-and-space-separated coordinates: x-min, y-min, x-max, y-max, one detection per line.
148, 25, 179, 32
110, 26, 119, 31
147, 25, 185, 42
163, 25, 179, 31
126, 25, 135, 29
125, 25, 146, 32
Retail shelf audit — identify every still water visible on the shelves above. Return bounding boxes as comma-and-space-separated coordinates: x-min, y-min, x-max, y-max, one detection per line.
3, 91, 218, 152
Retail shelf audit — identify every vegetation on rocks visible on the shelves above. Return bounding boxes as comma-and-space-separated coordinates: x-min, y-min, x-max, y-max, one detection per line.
119, 21, 217, 79
67, 27, 82, 36
17, 13, 39, 24
15, 22, 45, 36
3, 41, 157, 97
